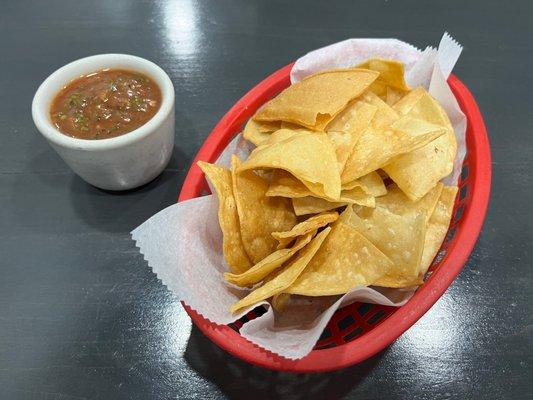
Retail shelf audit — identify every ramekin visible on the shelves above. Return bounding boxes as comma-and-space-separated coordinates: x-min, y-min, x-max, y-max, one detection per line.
32, 54, 175, 190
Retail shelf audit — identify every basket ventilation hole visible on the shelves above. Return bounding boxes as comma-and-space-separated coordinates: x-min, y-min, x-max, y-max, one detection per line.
459, 185, 468, 201
432, 249, 447, 266
445, 226, 457, 243
461, 164, 469, 181
343, 327, 364, 342
357, 303, 373, 317
454, 204, 465, 223
319, 328, 332, 341
367, 310, 386, 325
337, 315, 356, 331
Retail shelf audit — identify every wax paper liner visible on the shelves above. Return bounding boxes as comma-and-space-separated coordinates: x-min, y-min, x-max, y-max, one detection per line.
132, 33, 466, 360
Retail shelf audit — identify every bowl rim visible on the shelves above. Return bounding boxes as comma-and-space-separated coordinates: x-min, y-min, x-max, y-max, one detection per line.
177, 62, 492, 372
31, 53, 175, 151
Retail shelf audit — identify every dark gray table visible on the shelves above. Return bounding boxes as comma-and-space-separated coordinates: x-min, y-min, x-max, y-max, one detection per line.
1, 1, 531, 399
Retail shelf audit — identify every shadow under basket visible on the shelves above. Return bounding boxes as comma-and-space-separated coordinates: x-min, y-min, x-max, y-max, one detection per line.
178, 63, 491, 373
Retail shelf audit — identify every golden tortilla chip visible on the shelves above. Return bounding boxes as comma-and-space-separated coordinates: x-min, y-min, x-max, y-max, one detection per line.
238, 131, 341, 200
286, 214, 393, 296
339, 187, 376, 206
392, 86, 426, 114
372, 275, 424, 288
292, 185, 376, 216
231, 155, 296, 263
384, 90, 457, 200
264, 128, 310, 145
224, 231, 315, 287
280, 121, 305, 130
342, 171, 387, 196
267, 169, 375, 210
357, 58, 410, 96
362, 91, 401, 129
230, 227, 331, 313
326, 100, 377, 134
325, 101, 378, 171
420, 186, 458, 274
243, 119, 280, 146
376, 183, 443, 224
349, 206, 427, 285
386, 86, 404, 106
341, 116, 447, 183
292, 197, 347, 216
254, 68, 379, 130
266, 170, 310, 198
325, 130, 351, 169
197, 161, 252, 273
272, 211, 338, 248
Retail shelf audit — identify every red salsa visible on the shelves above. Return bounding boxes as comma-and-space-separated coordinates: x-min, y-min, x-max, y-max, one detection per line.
50, 69, 161, 140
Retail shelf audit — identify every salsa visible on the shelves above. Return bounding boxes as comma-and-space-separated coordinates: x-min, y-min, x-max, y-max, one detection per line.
50, 69, 161, 140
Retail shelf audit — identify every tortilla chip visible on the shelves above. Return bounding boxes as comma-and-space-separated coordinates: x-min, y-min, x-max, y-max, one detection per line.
292, 186, 375, 215
384, 90, 457, 200
326, 100, 377, 134
280, 121, 306, 130
230, 227, 331, 313
392, 87, 426, 115
357, 58, 410, 96
243, 119, 280, 146
264, 128, 310, 145
372, 275, 424, 288
349, 206, 427, 284
341, 116, 447, 183
292, 197, 347, 216
231, 155, 296, 263
325, 130, 352, 169
362, 91, 401, 129
272, 211, 338, 248
339, 187, 376, 206
238, 131, 341, 200
224, 231, 315, 287
267, 169, 375, 210
342, 171, 387, 196
266, 170, 310, 198
286, 215, 393, 296
254, 68, 379, 130
386, 86, 405, 106
326, 102, 378, 171
376, 183, 443, 224
197, 161, 252, 273
420, 186, 458, 274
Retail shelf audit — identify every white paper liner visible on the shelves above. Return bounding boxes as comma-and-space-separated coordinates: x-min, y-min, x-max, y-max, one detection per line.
132, 33, 466, 360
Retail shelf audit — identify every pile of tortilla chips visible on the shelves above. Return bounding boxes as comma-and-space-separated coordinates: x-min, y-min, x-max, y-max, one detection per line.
198, 59, 458, 314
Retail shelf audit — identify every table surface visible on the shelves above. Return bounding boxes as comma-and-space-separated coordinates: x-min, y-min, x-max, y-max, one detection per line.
1, 1, 531, 399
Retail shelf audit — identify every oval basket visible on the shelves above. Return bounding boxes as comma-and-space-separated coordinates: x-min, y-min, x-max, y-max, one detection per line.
178, 63, 491, 372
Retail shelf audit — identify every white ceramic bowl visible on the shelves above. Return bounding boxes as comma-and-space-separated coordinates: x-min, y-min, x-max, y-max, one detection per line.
32, 54, 175, 190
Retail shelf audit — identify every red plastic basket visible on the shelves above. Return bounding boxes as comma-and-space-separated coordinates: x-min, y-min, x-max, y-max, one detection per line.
177, 63, 491, 372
